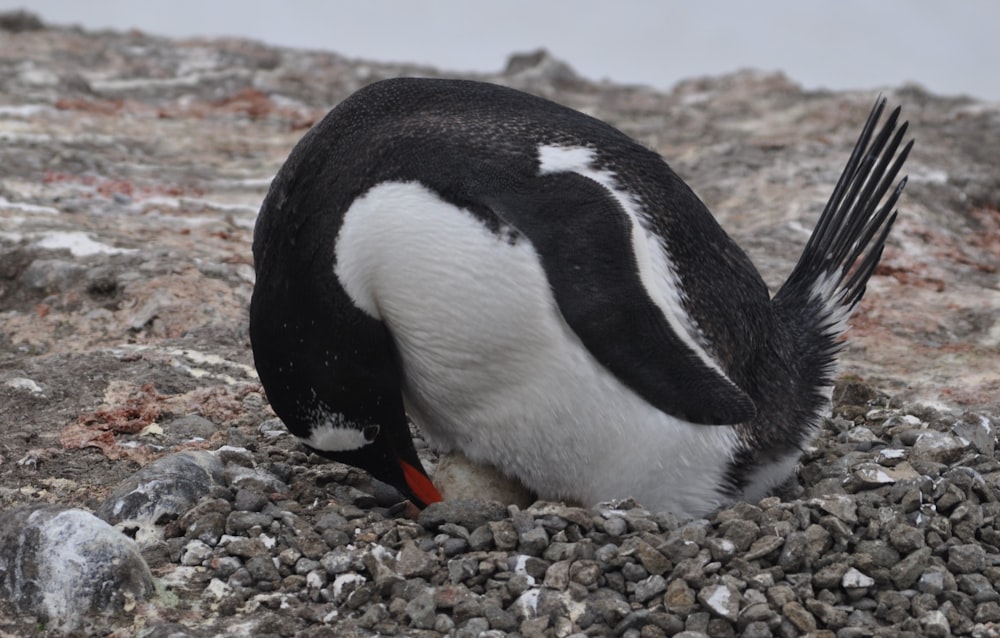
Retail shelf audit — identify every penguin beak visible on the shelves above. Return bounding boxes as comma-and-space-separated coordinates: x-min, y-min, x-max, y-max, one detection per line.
397, 457, 443, 508
316, 430, 443, 509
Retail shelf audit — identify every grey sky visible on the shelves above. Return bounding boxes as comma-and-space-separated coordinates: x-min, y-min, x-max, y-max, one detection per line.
5, 0, 999, 100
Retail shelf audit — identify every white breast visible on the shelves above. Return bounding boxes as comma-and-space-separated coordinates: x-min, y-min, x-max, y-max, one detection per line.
334, 180, 743, 517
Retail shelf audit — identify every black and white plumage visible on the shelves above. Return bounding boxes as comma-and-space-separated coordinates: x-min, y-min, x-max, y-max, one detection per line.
249, 78, 911, 517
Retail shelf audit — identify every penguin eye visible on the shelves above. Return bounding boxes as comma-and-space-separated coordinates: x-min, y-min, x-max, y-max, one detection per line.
362, 425, 380, 442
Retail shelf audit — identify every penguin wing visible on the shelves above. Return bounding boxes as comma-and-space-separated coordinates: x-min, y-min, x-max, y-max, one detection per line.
483, 172, 756, 425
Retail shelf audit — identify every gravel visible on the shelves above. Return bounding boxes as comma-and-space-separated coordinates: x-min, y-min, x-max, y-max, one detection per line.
3, 380, 998, 637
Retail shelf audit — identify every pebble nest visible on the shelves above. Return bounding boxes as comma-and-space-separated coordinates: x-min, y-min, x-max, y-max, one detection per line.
7, 380, 997, 637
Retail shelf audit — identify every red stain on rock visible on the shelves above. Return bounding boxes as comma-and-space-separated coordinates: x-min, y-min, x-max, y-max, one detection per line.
54, 97, 125, 115
61, 384, 163, 462
73, 383, 162, 434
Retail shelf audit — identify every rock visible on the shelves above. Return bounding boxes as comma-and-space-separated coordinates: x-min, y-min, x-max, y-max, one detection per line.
947, 543, 987, 574
418, 499, 509, 531
808, 496, 858, 525
842, 567, 875, 589
920, 610, 951, 637
395, 540, 438, 578
96, 451, 226, 547
697, 584, 740, 623
223, 463, 288, 493
890, 547, 933, 589
0, 505, 154, 633
911, 431, 968, 464
781, 601, 817, 633
634, 574, 668, 603
665, 579, 697, 616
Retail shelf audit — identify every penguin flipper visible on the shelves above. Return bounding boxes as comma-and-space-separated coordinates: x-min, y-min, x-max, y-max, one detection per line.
484, 172, 756, 425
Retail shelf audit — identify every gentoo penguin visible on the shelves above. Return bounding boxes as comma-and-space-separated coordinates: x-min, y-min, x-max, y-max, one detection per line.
249, 78, 911, 517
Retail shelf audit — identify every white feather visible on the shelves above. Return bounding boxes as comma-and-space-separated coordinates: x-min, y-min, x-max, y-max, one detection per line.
334, 180, 744, 517
304, 412, 370, 452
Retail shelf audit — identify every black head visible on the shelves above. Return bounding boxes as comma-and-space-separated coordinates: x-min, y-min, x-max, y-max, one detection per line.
249, 281, 443, 508
249, 154, 442, 508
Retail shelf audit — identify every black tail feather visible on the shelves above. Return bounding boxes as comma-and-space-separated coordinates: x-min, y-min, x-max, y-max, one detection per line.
776, 97, 912, 321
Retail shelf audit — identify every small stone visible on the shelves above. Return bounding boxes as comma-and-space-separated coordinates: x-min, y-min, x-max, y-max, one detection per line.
781, 601, 817, 633
890, 547, 932, 588
956, 573, 998, 602
434, 614, 456, 633
468, 524, 495, 551
718, 519, 759, 552
975, 601, 1000, 623
214, 445, 255, 467
744, 535, 783, 560
224, 464, 288, 493
917, 570, 946, 595
842, 567, 875, 589
805, 597, 849, 628
509, 554, 548, 584
362, 544, 401, 591
952, 414, 995, 456
180, 539, 213, 566
947, 543, 987, 574
405, 591, 437, 629
766, 585, 796, 608
484, 604, 517, 632
489, 520, 519, 551
888, 524, 925, 553
447, 556, 478, 583
851, 464, 898, 488
395, 541, 437, 578
245, 555, 280, 582
635, 574, 668, 603
877, 447, 907, 466
570, 560, 602, 588
602, 515, 628, 537
518, 526, 549, 556
697, 584, 740, 623
226, 511, 273, 534
321, 548, 361, 575
625, 537, 671, 575
221, 536, 266, 558
919, 610, 951, 638
622, 561, 649, 582
233, 488, 269, 512
705, 538, 737, 563
813, 562, 849, 589
808, 496, 857, 525
0, 505, 155, 633
543, 560, 571, 590
741, 620, 772, 638
664, 578, 697, 616
912, 431, 967, 464
96, 451, 226, 547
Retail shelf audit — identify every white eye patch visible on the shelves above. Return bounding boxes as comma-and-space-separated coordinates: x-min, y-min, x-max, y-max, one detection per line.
304, 414, 377, 452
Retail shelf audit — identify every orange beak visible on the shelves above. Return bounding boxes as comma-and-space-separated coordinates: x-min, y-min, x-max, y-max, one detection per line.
399, 458, 443, 507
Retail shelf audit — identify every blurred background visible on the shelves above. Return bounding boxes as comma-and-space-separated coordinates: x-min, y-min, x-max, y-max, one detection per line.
3, 0, 999, 101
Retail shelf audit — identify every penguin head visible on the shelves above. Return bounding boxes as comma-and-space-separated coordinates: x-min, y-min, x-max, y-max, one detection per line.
303, 413, 443, 509
249, 284, 442, 509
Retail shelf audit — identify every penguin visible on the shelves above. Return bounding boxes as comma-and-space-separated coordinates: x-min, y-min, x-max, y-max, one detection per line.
249, 78, 911, 517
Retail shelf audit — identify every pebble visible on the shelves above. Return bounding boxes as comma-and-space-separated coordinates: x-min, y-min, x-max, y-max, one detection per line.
95, 450, 226, 547
0, 505, 154, 633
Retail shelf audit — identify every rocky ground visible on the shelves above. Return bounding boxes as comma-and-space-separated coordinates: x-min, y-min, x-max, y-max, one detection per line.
0, 9, 998, 638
